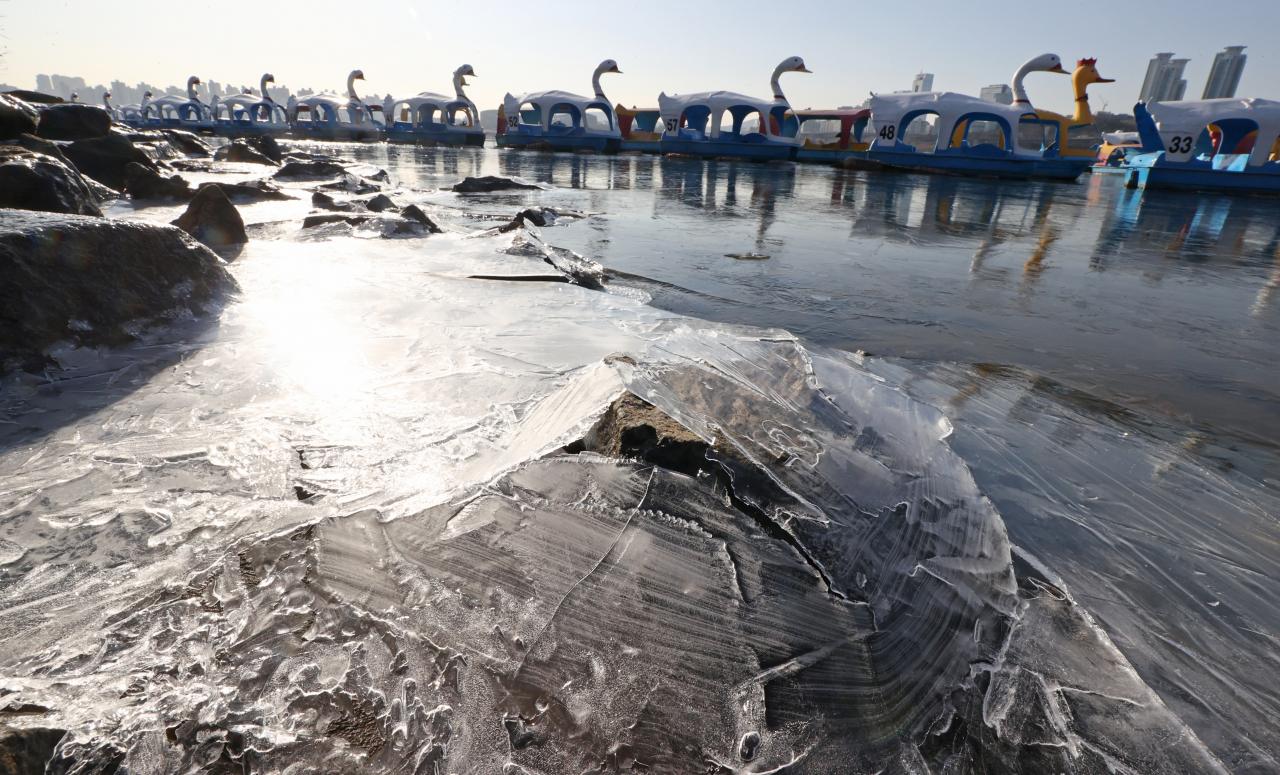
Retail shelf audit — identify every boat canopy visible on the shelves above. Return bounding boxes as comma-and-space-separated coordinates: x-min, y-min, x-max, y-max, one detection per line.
793, 108, 871, 150
292, 92, 383, 127
1144, 98, 1280, 167
502, 90, 619, 135
385, 91, 479, 129
143, 95, 212, 125
867, 91, 1042, 157
616, 105, 661, 140
657, 91, 799, 144
215, 94, 287, 124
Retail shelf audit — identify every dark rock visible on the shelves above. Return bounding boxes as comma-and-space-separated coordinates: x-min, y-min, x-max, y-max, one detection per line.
171, 185, 247, 248
398, 204, 442, 233
213, 141, 278, 166
0, 103, 38, 142
577, 392, 711, 474
311, 191, 342, 210
35, 104, 112, 141
363, 193, 397, 212
0, 149, 103, 216
123, 162, 193, 201
158, 130, 212, 157
365, 168, 390, 182
274, 161, 346, 179
197, 179, 292, 202
0, 726, 65, 775
0, 210, 238, 371
302, 214, 370, 229
5, 133, 72, 167
62, 135, 156, 190
451, 175, 540, 193
3, 90, 63, 105
244, 134, 283, 163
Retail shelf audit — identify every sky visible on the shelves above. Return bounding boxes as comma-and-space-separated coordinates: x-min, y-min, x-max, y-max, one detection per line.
3, 0, 1280, 116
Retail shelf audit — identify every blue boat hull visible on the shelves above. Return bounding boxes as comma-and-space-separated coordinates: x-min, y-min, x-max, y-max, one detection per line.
794, 148, 869, 165
291, 125, 382, 142
1124, 153, 1280, 195
620, 140, 662, 154
1031, 157, 1093, 181
212, 123, 290, 139
866, 148, 1036, 179
385, 129, 485, 146
497, 134, 620, 153
659, 140, 795, 161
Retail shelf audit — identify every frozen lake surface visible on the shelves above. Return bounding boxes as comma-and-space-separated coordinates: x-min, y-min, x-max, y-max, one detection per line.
1, 145, 1277, 774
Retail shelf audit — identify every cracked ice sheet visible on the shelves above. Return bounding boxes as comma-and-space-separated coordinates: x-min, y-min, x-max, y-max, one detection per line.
0, 221, 1230, 774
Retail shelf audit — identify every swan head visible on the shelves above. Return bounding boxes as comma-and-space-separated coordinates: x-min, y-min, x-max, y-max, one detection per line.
104, 91, 111, 99
144, 91, 153, 99
596, 59, 622, 75
776, 56, 812, 75
189, 76, 202, 86
455, 64, 476, 86
1075, 58, 1114, 86
1027, 54, 1068, 75
350, 70, 365, 82
263, 74, 275, 85
70, 92, 78, 102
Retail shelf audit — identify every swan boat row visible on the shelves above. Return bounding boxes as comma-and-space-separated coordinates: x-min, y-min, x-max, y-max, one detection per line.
116, 68, 483, 146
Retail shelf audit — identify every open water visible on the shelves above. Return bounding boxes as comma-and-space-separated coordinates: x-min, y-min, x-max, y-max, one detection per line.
1, 143, 1278, 774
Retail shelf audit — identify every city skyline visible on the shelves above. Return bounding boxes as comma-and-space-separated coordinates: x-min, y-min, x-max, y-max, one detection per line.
3, 0, 1278, 116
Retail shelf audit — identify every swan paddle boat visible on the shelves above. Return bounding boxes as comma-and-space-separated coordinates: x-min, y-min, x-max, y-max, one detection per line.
1121, 99, 1280, 194
864, 54, 1072, 179
117, 91, 153, 127
384, 65, 485, 146
213, 74, 290, 138
793, 108, 872, 163
657, 57, 811, 161
135, 77, 216, 133
497, 60, 623, 153
289, 70, 384, 142
1026, 58, 1114, 180
616, 105, 663, 152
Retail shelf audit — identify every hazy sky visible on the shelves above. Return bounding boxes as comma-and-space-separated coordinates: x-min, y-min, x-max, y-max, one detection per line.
4, 0, 1279, 115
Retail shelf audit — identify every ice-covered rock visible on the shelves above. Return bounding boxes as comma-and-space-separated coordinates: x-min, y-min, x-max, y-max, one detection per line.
0, 209, 237, 370
35, 104, 112, 141
171, 185, 247, 248
62, 135, 155, 190
0, 148, 102, 216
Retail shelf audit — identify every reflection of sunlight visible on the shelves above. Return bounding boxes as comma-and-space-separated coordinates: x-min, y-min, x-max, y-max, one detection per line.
240, 253, 373, 402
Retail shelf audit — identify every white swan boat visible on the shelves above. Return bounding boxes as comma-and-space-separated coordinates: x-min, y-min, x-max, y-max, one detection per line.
657, 57, 810, 161
213, 74, 290, 137
383, 65, 484, 146
135, 77, 215, 132
289, 70, 384, 141
497, 60, 622, 153
861, 55, 1070, 180
1123, 98, 1280, 193
117, 92, 153, 127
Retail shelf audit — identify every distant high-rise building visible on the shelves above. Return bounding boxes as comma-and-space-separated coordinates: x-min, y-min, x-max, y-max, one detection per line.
1140, 53, 1189, 103
912, 73, 934, 93
979, 84, 1013, 105
1202, 46, 1247, 99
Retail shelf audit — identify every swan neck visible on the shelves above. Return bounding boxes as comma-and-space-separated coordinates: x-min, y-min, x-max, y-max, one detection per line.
454, 72, 467, 100
771, 67, 786, 101
1012, 62, 1034, 104
348, 74, 359, 100
261, 76, 272, 101
592, 70, 606, 99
